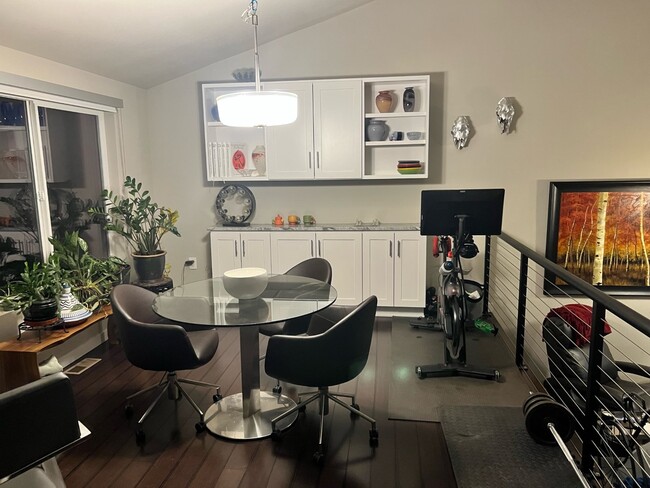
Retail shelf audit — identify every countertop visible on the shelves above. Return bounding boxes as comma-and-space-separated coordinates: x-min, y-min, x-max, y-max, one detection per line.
208, 223, 420, 232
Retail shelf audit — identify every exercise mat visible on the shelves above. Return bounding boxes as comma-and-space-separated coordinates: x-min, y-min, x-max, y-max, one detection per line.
389, 317, 530, 422
441, 405, 581, 487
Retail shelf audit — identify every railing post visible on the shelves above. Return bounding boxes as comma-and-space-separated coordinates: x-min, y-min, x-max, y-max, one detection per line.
483, 235, 491, 316
580, 301, 606, 473
515, 255, 529, 368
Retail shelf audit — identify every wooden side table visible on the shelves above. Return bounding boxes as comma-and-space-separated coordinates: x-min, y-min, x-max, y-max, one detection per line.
0, 305, 112, 393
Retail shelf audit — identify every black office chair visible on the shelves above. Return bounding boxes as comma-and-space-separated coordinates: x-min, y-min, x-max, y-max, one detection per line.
0, 373, 89, 486
259, 257, 332, 394
265, 295, 378, 464
110, 284, 221, 445
543, 315, 650, 415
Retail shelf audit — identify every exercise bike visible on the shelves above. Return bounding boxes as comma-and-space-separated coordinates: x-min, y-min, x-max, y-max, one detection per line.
415, 214, 500, 381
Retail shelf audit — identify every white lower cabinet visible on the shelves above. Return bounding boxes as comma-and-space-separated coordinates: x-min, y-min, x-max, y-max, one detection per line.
363, 231, 426, 308
211, 229, 425, 309
210, 231, 271, 278
270, 232, 362, 306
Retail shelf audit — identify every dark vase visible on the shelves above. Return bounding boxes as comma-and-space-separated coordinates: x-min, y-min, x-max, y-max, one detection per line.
132, 251, 166, 283
403, 87, 415, 112
23, 298, 59, 323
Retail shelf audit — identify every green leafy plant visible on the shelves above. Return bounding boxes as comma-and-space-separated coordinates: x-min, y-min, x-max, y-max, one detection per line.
0, 260, 62, 312
50, 232, 127, 311
89, 176, 180, 255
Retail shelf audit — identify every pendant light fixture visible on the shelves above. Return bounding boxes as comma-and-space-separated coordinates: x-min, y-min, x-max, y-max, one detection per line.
216, 0, 298, 128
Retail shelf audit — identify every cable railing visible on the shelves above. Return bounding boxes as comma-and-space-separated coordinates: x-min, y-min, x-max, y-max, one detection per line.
486, 232, 650, 487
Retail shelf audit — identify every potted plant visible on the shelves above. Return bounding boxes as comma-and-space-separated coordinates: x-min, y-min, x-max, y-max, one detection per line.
90, 176, 180, 283
0, 260, 62, 324
50, 232, 127, 312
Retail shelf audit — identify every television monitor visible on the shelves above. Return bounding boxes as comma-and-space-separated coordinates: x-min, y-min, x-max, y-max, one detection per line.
420, 189, 505, 236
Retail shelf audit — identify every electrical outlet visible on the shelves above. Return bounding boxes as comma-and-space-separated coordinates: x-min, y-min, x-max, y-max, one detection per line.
188, 257, 197, 270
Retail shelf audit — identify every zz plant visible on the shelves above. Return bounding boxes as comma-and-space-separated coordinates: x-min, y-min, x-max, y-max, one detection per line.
90, 176, 180, 256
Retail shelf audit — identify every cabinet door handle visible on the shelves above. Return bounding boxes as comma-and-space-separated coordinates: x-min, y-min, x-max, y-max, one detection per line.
316, 151, 320, 169
234, 241, 238, 257
310, 241, 314, 257
389, 241, 393, 258
308, 152, 312, 169
242, 241, 246, 257
397, 240, 401, 258
318, 240, 321, 256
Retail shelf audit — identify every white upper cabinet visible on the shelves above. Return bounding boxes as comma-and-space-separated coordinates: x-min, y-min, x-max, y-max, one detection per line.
266, 79, 362, 180
200, 75, 429, 181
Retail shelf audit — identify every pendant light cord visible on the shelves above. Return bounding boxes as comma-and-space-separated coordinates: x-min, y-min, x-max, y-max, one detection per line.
242, 0, 261, 92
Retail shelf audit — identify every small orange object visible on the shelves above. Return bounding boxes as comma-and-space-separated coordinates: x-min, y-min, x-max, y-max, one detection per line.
273, 214, 284, 226
287, 214, 300, 225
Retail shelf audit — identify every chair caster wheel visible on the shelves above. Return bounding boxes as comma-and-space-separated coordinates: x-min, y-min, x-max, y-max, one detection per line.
270, 430, 282, 442
213, 393, 223, 402
124, 404, 134, 418
272, 385, 282, 395
195, 422, 206, 433
135, 428, 145, 446
312, 450, 324, 466
350, 403, 360, 418
369, 429, 379, 447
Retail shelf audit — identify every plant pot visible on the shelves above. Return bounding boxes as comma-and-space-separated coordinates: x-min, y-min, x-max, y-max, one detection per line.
23, 298, 59, 324
132, 251, 166, 283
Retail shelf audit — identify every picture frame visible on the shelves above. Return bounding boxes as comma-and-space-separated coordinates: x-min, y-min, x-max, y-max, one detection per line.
545, 180, 650, 297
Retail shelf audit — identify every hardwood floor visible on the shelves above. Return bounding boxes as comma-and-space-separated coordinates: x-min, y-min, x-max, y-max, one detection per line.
59, 319, 456, 487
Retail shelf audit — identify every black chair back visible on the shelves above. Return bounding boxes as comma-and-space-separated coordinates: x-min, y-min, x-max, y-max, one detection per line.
110, 284, 203, 372
265, 295, 377, 387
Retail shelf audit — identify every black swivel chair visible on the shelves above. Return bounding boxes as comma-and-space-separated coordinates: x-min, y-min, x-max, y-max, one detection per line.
110, 284, 221, 445
0, 373, 89, 486
265, 295, 378, 464
259, 257, 332, 394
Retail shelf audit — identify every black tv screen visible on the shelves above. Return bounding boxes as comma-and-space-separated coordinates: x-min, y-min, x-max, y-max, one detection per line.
420, 189, 505, 236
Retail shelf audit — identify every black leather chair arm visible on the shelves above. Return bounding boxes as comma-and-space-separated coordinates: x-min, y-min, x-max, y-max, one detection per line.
616, 361, 650, 379
0, 373, 82, 480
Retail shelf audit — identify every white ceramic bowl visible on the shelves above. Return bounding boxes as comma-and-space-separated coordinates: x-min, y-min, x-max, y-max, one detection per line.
406, 131, 422, 140
222, 267, 268, 299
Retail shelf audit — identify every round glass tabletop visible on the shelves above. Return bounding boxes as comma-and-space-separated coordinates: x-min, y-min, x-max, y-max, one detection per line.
152, 274, 337, 327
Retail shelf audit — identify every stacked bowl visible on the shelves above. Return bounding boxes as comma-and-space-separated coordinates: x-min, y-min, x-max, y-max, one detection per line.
397, 160, 422, 175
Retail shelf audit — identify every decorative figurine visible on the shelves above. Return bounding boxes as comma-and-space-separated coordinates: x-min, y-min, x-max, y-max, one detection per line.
451, 116, 471, 150
287, 214, 300, 225
273, 214, 284, 226
496, 97, 516, 134
303, 214, 316, 225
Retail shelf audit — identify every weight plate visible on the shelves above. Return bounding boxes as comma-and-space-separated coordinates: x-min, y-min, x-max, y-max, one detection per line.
525, 399, 575, 446
522, 393, 552, 415
523, 394, 553, 418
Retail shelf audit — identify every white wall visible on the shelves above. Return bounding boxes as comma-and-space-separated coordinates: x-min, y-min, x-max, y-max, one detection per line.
146, 0, 650, 298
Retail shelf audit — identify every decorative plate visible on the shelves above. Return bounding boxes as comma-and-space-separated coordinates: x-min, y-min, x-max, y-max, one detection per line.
215, 184, 256, 226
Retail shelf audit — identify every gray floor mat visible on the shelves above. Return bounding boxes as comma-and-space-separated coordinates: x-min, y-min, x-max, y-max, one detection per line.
440, 405, 581, 488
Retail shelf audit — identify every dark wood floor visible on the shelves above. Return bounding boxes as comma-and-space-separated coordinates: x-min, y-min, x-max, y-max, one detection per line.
58, 318, 456, 487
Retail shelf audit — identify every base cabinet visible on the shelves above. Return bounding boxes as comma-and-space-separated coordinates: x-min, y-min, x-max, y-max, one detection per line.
210, 232, 271, 278
363, 231, 426, 308
270, 232, 362, 306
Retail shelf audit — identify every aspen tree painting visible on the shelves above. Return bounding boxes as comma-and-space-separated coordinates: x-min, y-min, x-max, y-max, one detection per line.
545, 181, 650, 296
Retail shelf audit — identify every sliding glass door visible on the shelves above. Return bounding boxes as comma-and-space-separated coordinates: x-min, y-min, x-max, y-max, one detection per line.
0, 95, 109, 285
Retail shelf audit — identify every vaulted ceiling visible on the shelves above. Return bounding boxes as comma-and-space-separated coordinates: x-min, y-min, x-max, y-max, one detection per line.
0, 0, 373, 88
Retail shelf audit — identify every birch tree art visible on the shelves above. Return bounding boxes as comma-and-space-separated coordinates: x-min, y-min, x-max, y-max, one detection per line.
554, 190, 649, 287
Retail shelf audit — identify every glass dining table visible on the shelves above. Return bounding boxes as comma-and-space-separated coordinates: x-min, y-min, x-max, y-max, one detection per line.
152, 274, 337, 440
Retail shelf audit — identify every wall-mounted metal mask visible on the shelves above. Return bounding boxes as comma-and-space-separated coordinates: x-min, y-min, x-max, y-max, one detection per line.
451, 115, 471, 149
496, 97, 515, 134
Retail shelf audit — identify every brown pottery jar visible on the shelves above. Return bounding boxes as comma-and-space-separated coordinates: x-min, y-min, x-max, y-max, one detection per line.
375, 90, 393, 113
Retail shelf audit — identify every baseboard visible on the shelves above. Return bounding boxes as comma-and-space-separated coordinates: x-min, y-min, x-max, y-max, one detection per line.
376, 307, 421, 318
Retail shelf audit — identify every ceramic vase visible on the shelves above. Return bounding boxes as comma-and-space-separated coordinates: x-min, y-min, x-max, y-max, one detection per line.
403, 87, 415, 112
367, 119, 388, 141
251, 145, 266, 176
375, 91, 393, 113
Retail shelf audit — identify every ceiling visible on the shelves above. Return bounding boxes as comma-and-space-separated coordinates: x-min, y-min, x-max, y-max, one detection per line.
0, 0, 373, 89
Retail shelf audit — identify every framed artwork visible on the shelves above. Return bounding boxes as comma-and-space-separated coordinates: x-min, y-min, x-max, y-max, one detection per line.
545, 180, 650, 297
